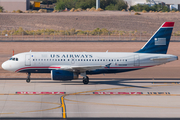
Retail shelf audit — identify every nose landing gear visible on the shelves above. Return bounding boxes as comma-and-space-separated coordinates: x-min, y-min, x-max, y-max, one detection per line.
26, 73, 31, 83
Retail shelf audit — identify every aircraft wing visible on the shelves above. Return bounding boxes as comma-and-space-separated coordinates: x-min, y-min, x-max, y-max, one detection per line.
50, 65, 103, 73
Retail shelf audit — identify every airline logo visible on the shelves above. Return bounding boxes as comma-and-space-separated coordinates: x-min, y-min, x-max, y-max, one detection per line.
51, 54, 93, 58
154, 38, 166, 45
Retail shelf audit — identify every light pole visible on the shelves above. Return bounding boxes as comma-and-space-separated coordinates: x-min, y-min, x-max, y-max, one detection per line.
96, 0, 100, 10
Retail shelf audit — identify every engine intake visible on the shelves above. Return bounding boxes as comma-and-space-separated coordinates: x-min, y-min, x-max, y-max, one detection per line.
51, 70, 78, 80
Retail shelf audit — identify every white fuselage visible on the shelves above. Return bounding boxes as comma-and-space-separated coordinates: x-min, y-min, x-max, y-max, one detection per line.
2, 52, 178, 74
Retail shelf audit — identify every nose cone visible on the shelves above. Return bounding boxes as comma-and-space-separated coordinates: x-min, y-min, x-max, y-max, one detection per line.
2, 61, 9, 71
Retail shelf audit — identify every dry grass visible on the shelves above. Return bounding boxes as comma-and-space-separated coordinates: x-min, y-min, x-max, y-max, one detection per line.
89, 7, 96, 12
70, 8, 75, 12
38, 9, 47, 13
96, 8, 104, 11
121, 9, 126, 12
134, 12, 141, 15
16, 10, 23, 13
142, 10, 147, 13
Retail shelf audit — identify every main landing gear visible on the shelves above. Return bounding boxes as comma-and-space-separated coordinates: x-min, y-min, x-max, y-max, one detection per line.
83, 76, 89, 84
26, 73, 31, 83
81, 72, 89, 84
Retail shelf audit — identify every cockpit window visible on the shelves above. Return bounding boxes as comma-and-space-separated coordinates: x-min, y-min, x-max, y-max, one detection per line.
9, 57, 18, 61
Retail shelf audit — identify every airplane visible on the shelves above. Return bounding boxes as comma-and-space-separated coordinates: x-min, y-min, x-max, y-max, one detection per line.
1, 22, 178, 84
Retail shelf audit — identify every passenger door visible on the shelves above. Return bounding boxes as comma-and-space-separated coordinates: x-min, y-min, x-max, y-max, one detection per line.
25, 54, 31, 66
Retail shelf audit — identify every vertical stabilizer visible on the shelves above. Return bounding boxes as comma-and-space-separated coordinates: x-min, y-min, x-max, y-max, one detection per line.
136, 22, 174, 54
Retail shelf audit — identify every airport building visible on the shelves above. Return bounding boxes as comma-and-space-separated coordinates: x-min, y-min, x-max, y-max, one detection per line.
0, 0, 30, 12
124, 0, 180, 10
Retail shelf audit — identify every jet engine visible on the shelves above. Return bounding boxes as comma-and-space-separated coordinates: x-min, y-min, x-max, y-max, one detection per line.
51, 70, 79, 80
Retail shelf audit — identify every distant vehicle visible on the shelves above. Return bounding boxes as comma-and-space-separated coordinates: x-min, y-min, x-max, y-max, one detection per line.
2, 22, 178, 84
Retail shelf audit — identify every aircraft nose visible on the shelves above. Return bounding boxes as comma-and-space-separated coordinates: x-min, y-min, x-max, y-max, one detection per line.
2, 61, 8, 70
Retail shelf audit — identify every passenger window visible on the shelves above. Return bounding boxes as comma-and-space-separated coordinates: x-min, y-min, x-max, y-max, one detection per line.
89, 59, 91, 61
92, 59, 94, 61
33, 59, 35, 61
58, 59, 60, 61
103, 59, 105, 61
63, 59, 65, 61
55, 59, 57, 61
86, 59, 88, 61
44, 59, 46, 61
117, 59, 119, 61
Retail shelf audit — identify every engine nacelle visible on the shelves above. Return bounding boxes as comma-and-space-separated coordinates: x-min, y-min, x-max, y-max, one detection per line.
51, 70, 79, 80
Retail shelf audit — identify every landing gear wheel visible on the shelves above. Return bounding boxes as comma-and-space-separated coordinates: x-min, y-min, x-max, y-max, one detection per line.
26, 79, 30, 83
83, 76, 89, 84
26, 73, 31, 83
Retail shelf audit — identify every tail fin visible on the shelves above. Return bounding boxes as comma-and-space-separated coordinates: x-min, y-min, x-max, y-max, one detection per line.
136, 22, 174, 54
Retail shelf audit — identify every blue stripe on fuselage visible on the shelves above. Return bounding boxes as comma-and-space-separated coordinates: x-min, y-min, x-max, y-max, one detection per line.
18, 68, 142, 74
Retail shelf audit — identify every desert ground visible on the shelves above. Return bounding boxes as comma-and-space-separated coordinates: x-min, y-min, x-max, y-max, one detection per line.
1, 11, 180, 33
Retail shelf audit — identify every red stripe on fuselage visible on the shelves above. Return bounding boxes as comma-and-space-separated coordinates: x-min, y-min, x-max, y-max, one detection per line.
15, 66, 61, 72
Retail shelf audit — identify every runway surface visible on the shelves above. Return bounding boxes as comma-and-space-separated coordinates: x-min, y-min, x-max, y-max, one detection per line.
0, 42, 180, 118
0, 78, 180, 118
